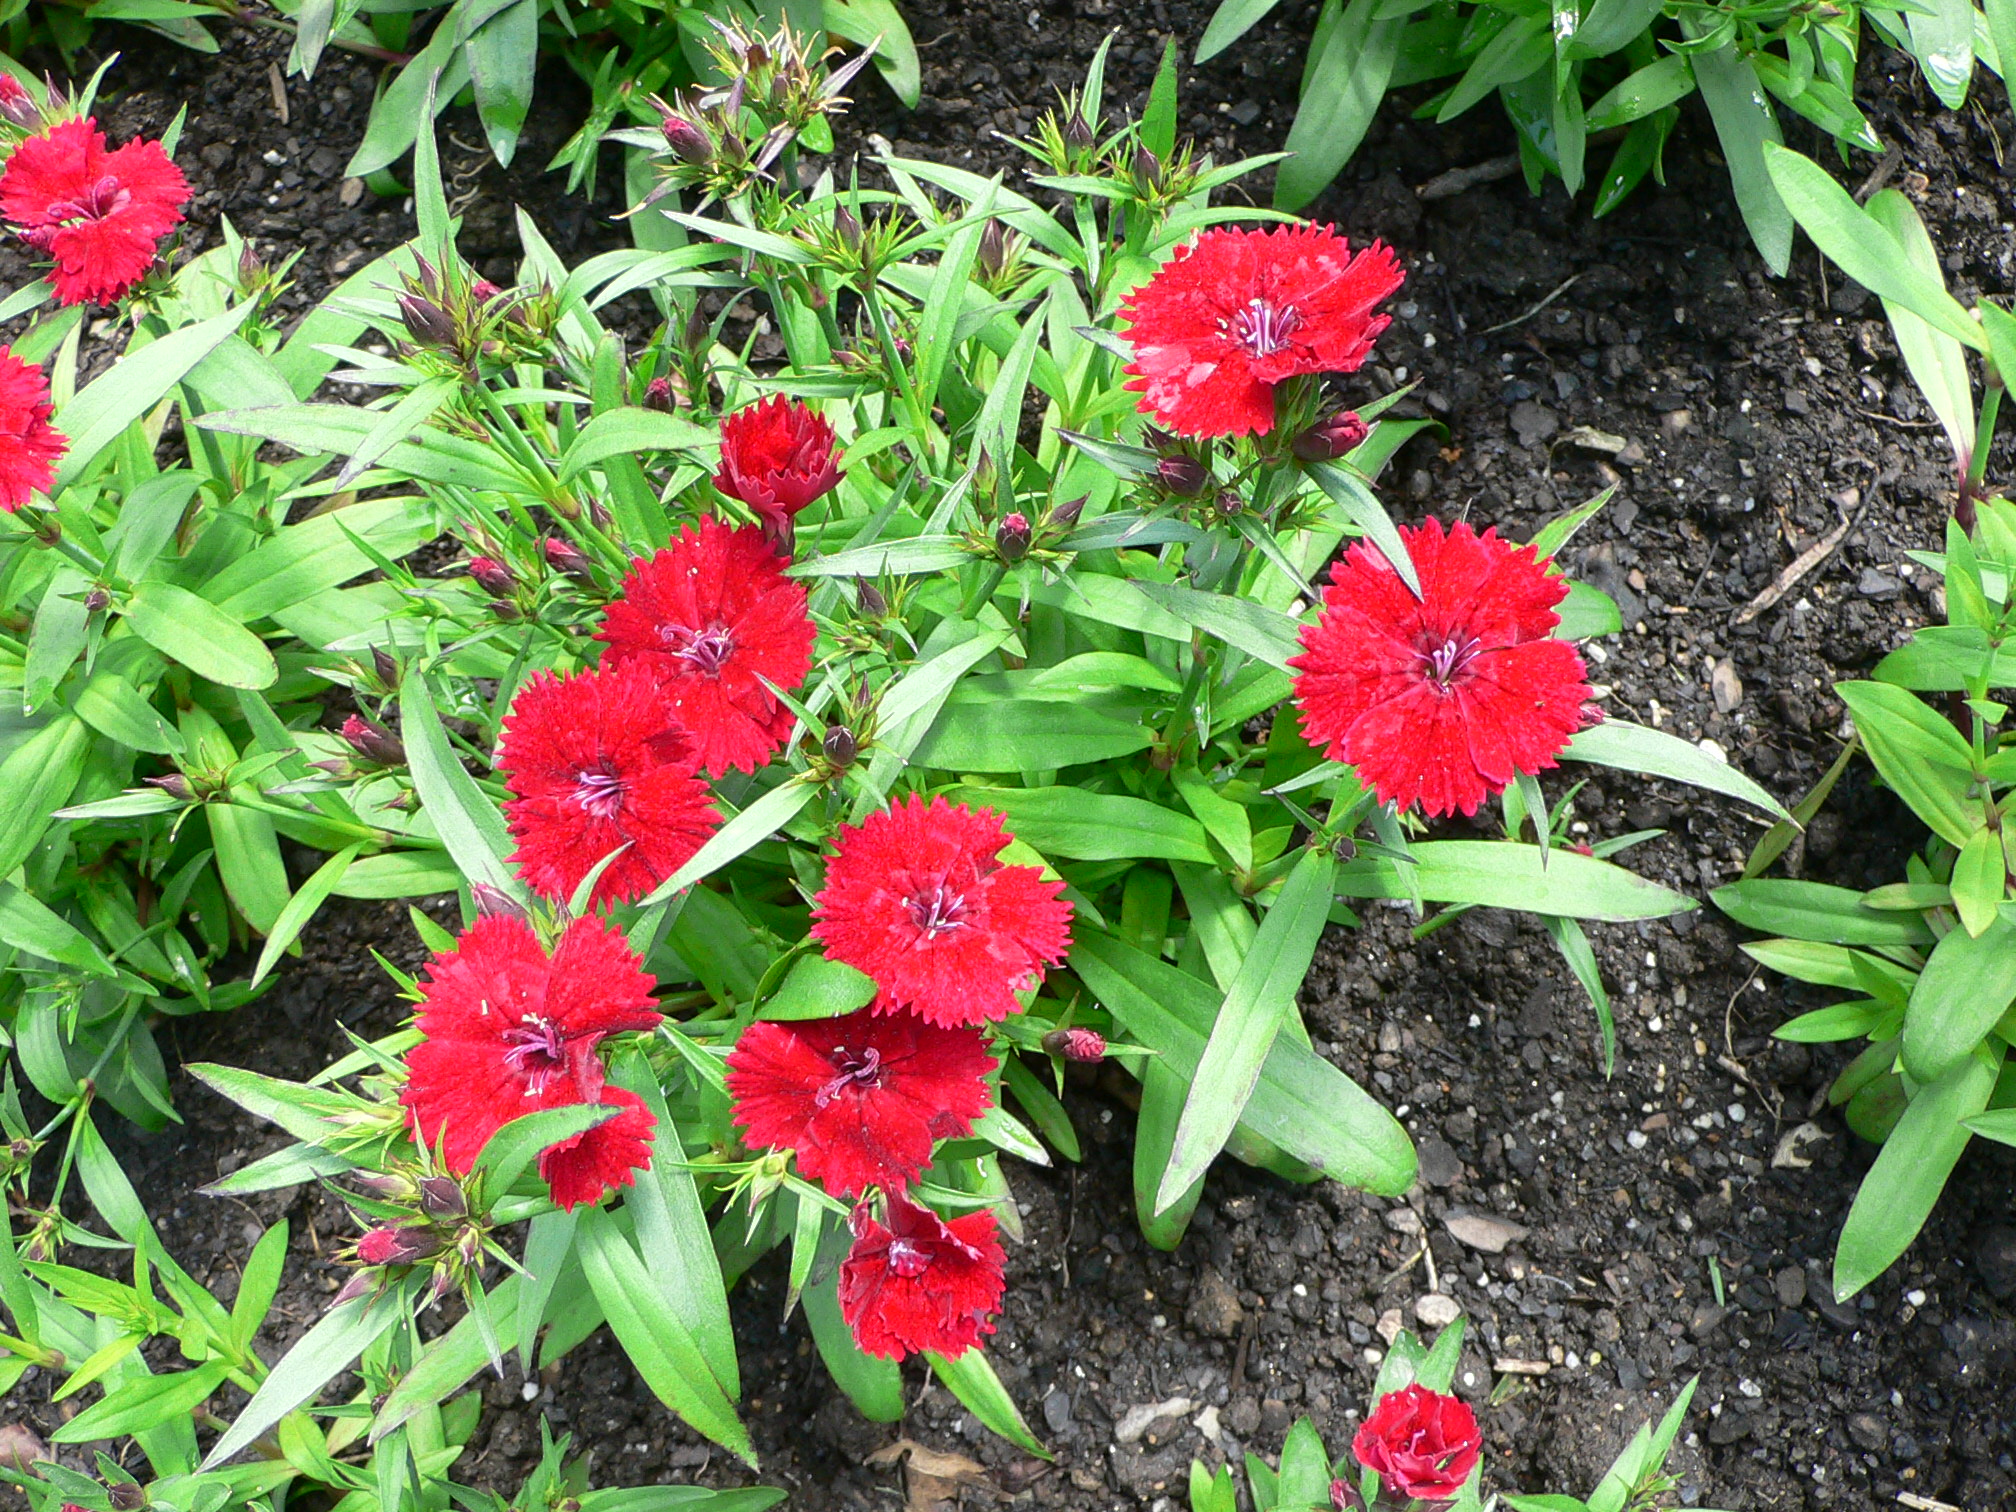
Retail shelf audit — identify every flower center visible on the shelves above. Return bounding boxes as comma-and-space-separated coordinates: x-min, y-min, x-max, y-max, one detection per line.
813, 1044, 884, 1108
885, 1236, 933, 1278
47, 175, 132, 224
661, 621, 737, 676
573, 765, 627, 820
501, 1015, 568, 1094
1419, 634, 1481, 689
1227, 298, 1302, 357
906, 883, 969, 939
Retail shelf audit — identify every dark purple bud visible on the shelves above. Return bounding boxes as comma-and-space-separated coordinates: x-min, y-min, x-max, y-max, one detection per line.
1156, 454, 1209, 496
1063, 112, 1093, 153
0, 75, 40, 130
467, 556, 515, 597
237, 241, 265, 288
1329, 834, 1358, 862
832, 201, 864, 251
684, 303, 712, 355
417, 1175, 466, 1219
107, 1482, 145, 1511
331, 1270, 378, 1308
1043, 1028, 1106, 1063
1132, 146, 1162, 190
469, 881, 530, 923
340, 714, 405, 767
543, 536, 593, 579
83, 587, 110, 614
643, 376, 677, 412
977, 218, 1008, 279
146, 773, 194, 802
488, 599, 522, 622
397, 291, 455, 348
855, 579, 887, 617
660, 109, 712, 165
1048, 495, 1086, 529
1329, 1478, 1367, 1512
995, 511, 1032, 564
822, 724, 858, 769
1292, 410, 1369, 462
1215, 490, 1243, 518
372, 646, 400, 690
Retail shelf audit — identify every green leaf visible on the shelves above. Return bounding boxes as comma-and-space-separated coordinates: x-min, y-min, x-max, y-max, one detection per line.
1437, 12, 1550, 121
1837, 681, 1981, 848
824, 0, 922, 107
0, 714, 92, 879
1565, 719, 1790, 819
1583, 54, 1694, 131
399, 674, 521, 898
1949, 827, 2005, 938
639, 779, 817, 906
202, 1286, 410, 1468
1335, 840, 1693, 921
123, 583, 277, 690
54, 1360, 230, 1444
1864, 190, 1975, 469
1691, 44, 1791, 274
1710, 880, 1934, 945
1904, 0, 1972, 107
0, 883, 114, 976
1075, 929, 1416, 1194
204, 495, 441, 624
1198, 0, 1286, 60
927, 1349, 1049, 1459
912, 696, 1153, 771
803, 1259, 903, 1421
51, 302, 257, 491
1305, 460, 1420, 595
1158, 850, 1335, 1212
474, 1103, 621, 1200
1528, 484, 1615, 561
200, 403, 526, 493
1901, 909, 2016, 1084
251, 844, 360, 988
1761, 143, 1984, 350
947, 786, 1214, 863
1964, 1107, 2016, 1145
791, 535, 974, 578
467, 0, 536, 164
1131, 580, 1304, 668
558, 407, 714, 482
761, 953, 878, 1020
1833, 1043, 2002, 1300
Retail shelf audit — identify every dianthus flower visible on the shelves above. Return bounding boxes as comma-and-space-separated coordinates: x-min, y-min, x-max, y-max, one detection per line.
725, 1009, 995, 1196
1290, 518, 1592, 818
0, 118, 190, 306
839, 1190, 1006, 1360
595, 518, 815, 775
714, 394, 843, 549
0, 346, 65, 510
1118, 224, 1403, 438
402, 914, 661, 1211
498, 660, 719, 910
1351, 1384, 1482, 1502
811, 795, 1073, 1027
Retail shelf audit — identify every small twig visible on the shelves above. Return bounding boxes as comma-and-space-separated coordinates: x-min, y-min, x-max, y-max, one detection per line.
1855, 144, 1904, 203
1896, 1494, 1963, 1512
1732, 474, 1872, 625
267, 61, 289, 126
1855, 408, 1942, 430
1417, 154, 1522, 200
1479, 273, 1583, 337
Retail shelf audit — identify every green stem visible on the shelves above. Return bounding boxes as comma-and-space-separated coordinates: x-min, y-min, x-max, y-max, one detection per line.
959, 562, 1005, 619
1967, 380, 2002, 494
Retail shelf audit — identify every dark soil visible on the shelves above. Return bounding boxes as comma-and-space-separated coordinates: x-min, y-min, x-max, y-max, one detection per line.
5, 9, 2015, 1512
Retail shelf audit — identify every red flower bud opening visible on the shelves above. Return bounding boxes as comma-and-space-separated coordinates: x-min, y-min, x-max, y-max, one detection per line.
1292, 410, 1369, 462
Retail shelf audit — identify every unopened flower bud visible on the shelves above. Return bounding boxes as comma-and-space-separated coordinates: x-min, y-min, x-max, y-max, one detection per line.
7, 1138, 32, 1163
660, 108, 712, 165
1063, 112, 1093, 154
372, 646, 400, 690
347, 1171, 416, 1201
1156, 454, 1209, 496
643, 376, 676, 412
1131, 146, 1162, 191
331, 1270, 377, 1307
855, 579, 887, 617
107, 1482, 145, 1511
467, 555, 515, 596
832, 201, 864, 251
0, 74, 39, 129
1329, 834, 1357, 862
822, 724, 858, 769
977, 218, 1008, 279
1329, 1477, 1367, 1512
457, 1226, 484, 1269
83, 587, 110, 613
417, 1175, 466, 1218
1291, 410, 1369, 462
1049, 495, 1086, 530
357, 1224, 432, 1267
340, 714, 405, 767
237, 241, 265, 288
995, 511, 1032, 564
684, 302, 711, 355
397, 291, 454, 348
1214, 489, 1242, 518
470, 882, 530, 922
146, 773, 194, 802
543, 536, 593, 579
488, 599, 522, 622
1043, 1028, 1106, 1063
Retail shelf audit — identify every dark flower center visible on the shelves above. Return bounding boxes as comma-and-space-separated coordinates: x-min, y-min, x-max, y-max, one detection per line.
46, 175, 132, 225
573, 764, 627, 820
501, 1015, 569, 1093
885, 1236, 933, 1277
906, 883, 969, 939
1228, 298, 1302, 357
1418, 634, 1482, 689
661, 621, 737, 676
814, 1044, 884, 1107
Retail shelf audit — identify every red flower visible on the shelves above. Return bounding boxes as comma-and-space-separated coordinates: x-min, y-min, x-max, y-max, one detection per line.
725, 1009, 996, 1196
0, 119, 190, 306
811, 795, 1073, 1027
498, 660, 719, 910
595, 518, 816, 775
402, 914, 662, 1211
1119, 224, 1403, 438
356, 1225, 432, 1266
0, 346, 65, 510
1290, 518, 1591, 819
1351, 1384, 1482, 1503
714, 395, 843, 546
839, 1190, 1006, 1360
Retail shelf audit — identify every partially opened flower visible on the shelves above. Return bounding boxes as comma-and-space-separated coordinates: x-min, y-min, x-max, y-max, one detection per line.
1118, 224, 1402, 438
714, 394, 843, 548
0, 118, 190, 306
596, 518, 816, 774
1352, 1383, 1482, 1502
402, 914, 661, 1210
1290, 518, 1591, 818
498, 660, 719, 909
812, 794, 1073, 1027
726, 1009, 996, 1195
0, 346, 65, 510
839, 1189, 1006, 1360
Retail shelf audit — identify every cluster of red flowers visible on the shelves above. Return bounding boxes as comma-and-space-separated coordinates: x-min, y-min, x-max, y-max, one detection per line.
725, 794, 1073, 1359
0, 108, 189, 307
